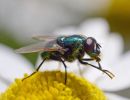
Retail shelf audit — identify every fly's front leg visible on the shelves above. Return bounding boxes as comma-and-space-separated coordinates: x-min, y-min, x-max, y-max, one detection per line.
97, 61, 115, 78
22, 58, 46, 81
82, 58, 94, 61
77, 58, 94, 76
78, 58, 115, 79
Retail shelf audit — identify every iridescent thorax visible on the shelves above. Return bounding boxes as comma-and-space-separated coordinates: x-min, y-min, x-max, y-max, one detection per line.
55, 35, 86, 62
57, 35, 86, 48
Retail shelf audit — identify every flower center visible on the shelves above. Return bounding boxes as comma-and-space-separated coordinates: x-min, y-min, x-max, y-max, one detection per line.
0, 71, 106, 100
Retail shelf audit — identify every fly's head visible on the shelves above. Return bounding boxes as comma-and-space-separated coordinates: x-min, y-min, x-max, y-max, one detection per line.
84, 37, 101, 61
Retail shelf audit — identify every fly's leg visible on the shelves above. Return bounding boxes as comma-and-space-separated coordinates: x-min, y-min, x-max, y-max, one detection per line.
82, 58, 94, 61
49, 52, 68, 84
77, 58, 94, 76
77, 61, 82, 76
59, 58, 67, 84
22, 58, 46, 81
97, 61, 115, 78
79, 59, 115, 79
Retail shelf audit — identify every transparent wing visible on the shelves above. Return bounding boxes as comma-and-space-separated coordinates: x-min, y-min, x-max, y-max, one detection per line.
15, 40, 65, 53
32, 35, 59, 41
32, 34, 87, 41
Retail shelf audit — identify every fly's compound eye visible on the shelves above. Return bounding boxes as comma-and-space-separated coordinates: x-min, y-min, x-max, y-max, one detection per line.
86, 38, 93, 46
85, 37, 101, 56
85, 37, 96, 48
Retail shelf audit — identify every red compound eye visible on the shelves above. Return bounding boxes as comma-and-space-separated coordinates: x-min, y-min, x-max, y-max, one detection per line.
86, 38, 93, 46
85, 37, 101, 56
85, 37, 95, 51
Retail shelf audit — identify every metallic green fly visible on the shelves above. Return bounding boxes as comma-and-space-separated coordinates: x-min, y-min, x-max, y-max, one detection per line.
16, 34, 115, 84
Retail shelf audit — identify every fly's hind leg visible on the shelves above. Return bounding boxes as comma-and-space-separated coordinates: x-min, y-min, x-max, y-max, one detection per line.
22, 58, 46, 81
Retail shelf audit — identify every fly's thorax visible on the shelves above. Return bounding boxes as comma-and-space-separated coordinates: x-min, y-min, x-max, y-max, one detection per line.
56, 36, 66, 47
56, 35, 86, 62
58, 35, 85, 48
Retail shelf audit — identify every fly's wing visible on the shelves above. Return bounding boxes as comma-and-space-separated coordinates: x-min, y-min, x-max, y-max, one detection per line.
32, 34, 86, 41
32, 35, 59, 41
32, 34, 71, 41
15, 40, 65, 53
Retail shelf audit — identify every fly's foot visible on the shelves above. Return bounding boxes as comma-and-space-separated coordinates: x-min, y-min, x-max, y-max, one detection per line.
22, 71, 37, 81
101, 69, 115, 79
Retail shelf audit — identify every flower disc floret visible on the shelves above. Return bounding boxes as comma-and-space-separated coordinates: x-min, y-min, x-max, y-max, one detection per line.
0, 71, 106, 100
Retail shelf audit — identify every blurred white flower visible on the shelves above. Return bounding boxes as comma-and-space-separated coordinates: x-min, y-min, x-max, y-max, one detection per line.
0, 44, 33, 92
0, 0, 110, 42
0, 18, 130, 99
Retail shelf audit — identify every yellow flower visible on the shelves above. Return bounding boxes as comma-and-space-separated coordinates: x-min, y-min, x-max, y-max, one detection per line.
0, 71, 106, 100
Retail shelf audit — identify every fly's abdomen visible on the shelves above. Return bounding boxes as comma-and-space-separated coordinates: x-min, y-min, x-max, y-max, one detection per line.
41, 52, 51, 59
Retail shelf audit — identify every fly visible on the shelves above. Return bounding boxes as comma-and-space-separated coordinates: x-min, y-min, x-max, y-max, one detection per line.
15, 34, 115, 84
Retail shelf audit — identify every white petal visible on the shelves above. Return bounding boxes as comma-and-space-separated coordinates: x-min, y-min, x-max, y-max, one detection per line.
54, 26, 78, 36
0, 0, 110, 43
97, 52, 130, 91
102, 33, 123, 65
0, 44, 33, 92
80, 18, 109, 40
0, 81, 8, 93
106, 93, 130, 100
83, 66, 104, 82
55, 18, 110, 43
